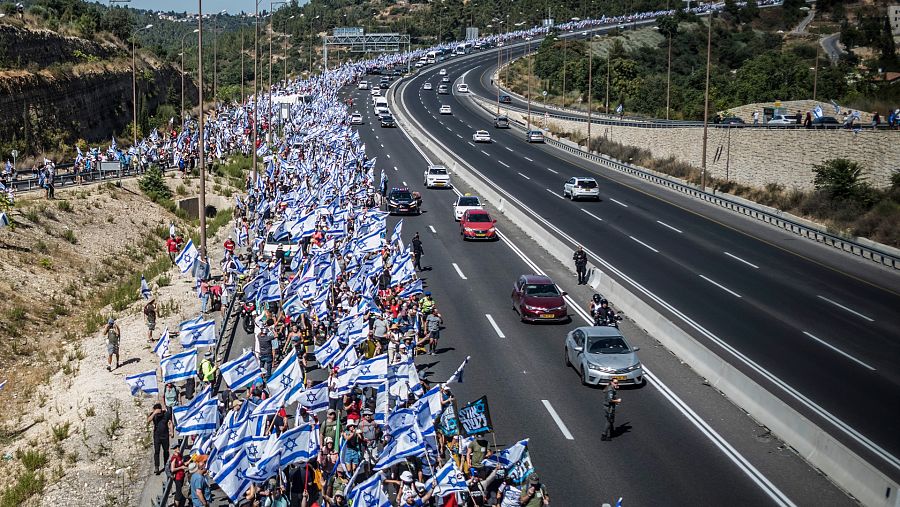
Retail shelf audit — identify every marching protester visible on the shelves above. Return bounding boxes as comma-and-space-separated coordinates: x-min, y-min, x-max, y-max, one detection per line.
103, 317, 120, 372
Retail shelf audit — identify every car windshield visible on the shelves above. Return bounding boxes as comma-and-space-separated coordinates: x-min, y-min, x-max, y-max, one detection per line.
382, 115, 393, 120
586, 336, 630, 354
266, 232, 293, 245
429, 168, 447, 175
391, 191, 412, 200
458, 197, 480, 206
576, 180, 597, 188
467, 213, 492, 223
524, 283, 559, 297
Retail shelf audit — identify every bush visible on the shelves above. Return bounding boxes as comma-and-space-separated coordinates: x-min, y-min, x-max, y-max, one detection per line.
61, 229, 77, 244
56, 200, 73, 212
812, 158, 869, 202
138, 166, 173, 203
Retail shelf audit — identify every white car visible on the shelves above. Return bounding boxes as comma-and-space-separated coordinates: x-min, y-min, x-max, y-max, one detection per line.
472, 130, 492, 143
456, 83, 469, 93
439, 68, 447, 76
358, 81, 369, 90
439, 105, 452, 115
768, 114, 798, 125
371, 87, 381, 97
423, 82, 433, 90
415, 60, 425, 68
350, 113, 363, 125
424, 165, 452, 188
563, 177, 600, 201
453, 195, 483, 221
263, 221, 300, 259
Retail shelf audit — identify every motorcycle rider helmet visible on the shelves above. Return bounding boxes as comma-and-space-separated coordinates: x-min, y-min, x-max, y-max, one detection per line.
592, 294, 601, 303
600, 298, 608, 306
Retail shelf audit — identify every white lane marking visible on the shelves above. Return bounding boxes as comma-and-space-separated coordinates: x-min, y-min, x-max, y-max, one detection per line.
452, 263, 467, 280
699, 275, 742, 298
480, 150, 490, 156
546, 167, 559, 174
803, 332, 876, 371
504, 146, 514, 152
402, 181, 408, 186
516, 171, 529, 179
581, 208, 603, 221
629, 236, 659, 253
541, 400, 575, 440
609, 198, 629, 208
485, 314, 505, 338
656, 220, 682, 233
371, 128, 375, 131
816, 296, 874, 322
494, 160, 510, 168
380, 144, 385, 148
497, 227, 797, 506
393, 166, 399, 171
386, 154, 391, 158
524, 156, 534, 162
724, 251, 759, 269
375, 135, 380, 140
396, 72, 900, 474
467, 142, 476, 147
545, 188, 564, 200
456, 133, 463, 139
428, 225, 437, 234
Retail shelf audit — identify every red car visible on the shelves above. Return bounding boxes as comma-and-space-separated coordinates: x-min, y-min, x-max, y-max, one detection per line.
511, 274, 569, 323
460, 209, 497, 240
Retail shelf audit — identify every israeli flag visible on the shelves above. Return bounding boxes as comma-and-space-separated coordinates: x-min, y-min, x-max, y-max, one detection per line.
153, 326, 170, 359
268, 423, 320, 468
124, 370, 159, 396
831, 99, 841, 114
259, 279, 282, 304
355, 354, 388, 387
375, 382, 388, 424
173, 389, 219, 435
347, 471, 392, 507
398, 279, 424, 298
282, 294, 307, 318
481, 438, 533, 484
314, 334, 342, 367
297, 382, 329, 414
180, 318, 217, 348
175, 239, 199, 274
813, 105, 823, 119
356, 226, 384, 253
139, 275, 152, 300
220, 350, 263, 390
374, 424, 426, 470
387, 408, 416, 437
268, 352, 305, 401
161, 348, 198, 383
251, 387, 289, 419
390, 219, 403, 247
0, 380, 6, 391
446, 355, 470, 384
616, 103, 624, 114
434, 460, 469, 495
0, 213, 10, 228
212, 448, 253, 504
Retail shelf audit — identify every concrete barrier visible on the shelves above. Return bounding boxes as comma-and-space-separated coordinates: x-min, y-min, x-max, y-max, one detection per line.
391, 76, 900, 507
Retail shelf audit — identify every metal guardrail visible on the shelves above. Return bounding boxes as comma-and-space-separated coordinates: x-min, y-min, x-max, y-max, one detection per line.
471, 97, 900, 271
152, 291, 241, 507
8, 163, 179, 194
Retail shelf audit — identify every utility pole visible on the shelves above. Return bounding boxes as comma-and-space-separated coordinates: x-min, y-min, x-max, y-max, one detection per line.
812, 43, 819, 101
666, 27, 672, 119
605, 48, 609, 114
198, 0, 207, 255
701, 13, 713, 192
241, 27, 245, 104
587, 38, 592, 145
252, 0, 260, 183
527, 39, 532, 130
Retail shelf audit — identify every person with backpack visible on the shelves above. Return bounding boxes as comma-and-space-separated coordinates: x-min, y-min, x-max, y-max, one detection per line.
104, 318, 121, 371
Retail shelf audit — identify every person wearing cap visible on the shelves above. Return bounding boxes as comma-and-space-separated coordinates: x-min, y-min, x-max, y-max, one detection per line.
387, 470, 418, 504
358, 408, 380, 445
224, 235, 236, 257
519, 474, 550, 506
318, 435, 338, 471
199, 350, 216, 384
189, 461, 211, 507
103, 317, 120, 371
169, 444, 187, 507
143, 297, 157, 342
340, 419, 364, 474
321, 409, 339, 445
402, 480, 434, 507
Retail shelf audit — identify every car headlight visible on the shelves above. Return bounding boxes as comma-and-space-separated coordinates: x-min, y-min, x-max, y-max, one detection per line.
524, 305, 542, 311
486, 227, 496, 234
464, 227, 475, 233
626, 362, 642, 372
589, 363, 616, 373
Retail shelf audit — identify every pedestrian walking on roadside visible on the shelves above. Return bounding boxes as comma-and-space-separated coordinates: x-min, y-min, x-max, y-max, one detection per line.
601, 378, 621, 441
573, 246, 588, 285
148, 402, 172, 475
103, 318, 121, 371
189, 461, 212, 507
144, 298, 157, 342
411, 232, 424, 271
169, 444, 187, 507
752, 110, 759, 125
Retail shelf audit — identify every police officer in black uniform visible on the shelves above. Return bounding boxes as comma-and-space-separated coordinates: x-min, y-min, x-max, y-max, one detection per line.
601, 378, 621, 441
573, 246, 588, 284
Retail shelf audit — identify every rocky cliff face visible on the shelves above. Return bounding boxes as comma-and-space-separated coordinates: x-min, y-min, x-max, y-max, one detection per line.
0, 24, 196, 152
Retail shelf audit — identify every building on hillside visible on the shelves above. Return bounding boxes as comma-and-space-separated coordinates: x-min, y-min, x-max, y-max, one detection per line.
890, 5, 900, 36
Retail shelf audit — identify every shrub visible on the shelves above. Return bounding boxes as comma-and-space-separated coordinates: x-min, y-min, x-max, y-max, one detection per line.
56, 200, 72, 212
61, 229, 77, 244
138, 166, 173, 203
812, 158, 868, 201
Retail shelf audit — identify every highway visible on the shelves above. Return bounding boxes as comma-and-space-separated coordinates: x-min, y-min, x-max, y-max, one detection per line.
343, 85, 850, 504
379, 46, 900, 484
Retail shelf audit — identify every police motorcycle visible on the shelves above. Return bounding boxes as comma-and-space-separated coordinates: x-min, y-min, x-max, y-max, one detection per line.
590, 293, 623, 328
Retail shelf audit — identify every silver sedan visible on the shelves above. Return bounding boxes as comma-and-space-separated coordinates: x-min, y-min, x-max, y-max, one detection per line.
564, 326, 643, 386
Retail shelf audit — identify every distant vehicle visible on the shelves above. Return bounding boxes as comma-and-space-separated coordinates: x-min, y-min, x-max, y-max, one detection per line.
380, 114, 396, 127
423, 82, 433, 90
565, 326, 643, 386
438, 84, 449, 94
426, 50, 437, 64
767, 114, 798, 125
439, 68, 447, 76
379, 80, 390, 89
373, 97, 389, 115
811, 116, 841, 128
525, 130, 544, 143
460, 209, 497, 240
386, 187, 420, 215
499, 94, 512, 104
456, 83, 469, 93
439, 105, 452, 115
472, 130, 492, 143
497, 41, 504, 47
350, 113, 363, 125
370, 88, 381, 97
415, 60, 426, 68
392, 68, 402, 76
494, 116, 510, 128
563, 177, 599, 201
357, 81, 369, 90
424, 164, 452, 188
441, 76, 450, 83
452, 195, 483, 221
719, 117, 745, 125
511, 274, 568, 323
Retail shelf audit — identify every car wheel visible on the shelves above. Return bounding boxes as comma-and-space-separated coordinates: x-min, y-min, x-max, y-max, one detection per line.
580, 366, 589, 386
564, 348, 571, 367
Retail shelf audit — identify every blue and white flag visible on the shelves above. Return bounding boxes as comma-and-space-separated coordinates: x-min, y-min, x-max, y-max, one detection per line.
256, 423, 320, 473
220, 350, 263, 390
398, 279, 424, 298
446, 356, 470, 384
153, 326, 170, 359
314, 334, 342, 367
268, 352, 305, 401
0, 380, 6, 391
356, 226, 384, 253
251, 387, 289, 419
481, 438, 533, 485
211, 448, 253, 504
812, 105, 823, 119
390, 219, 403, 247
297, 382, 329, 414
124, 370, 158, 396
175, 239, 199, 274
355, 354, 388, 387
434, 459, 469, 495
161, 348, 198, 383
347, 472, 392, 507
173, 389, 219, 435
140, 275, 152, 300
615, 103, 624, 114
180, 318, 217, 347
831, 99, 841, 114
374, 424, 426, 470
0, 213, 10, 228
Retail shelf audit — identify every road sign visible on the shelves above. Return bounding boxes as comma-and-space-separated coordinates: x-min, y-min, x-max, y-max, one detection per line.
11, 150, 18, 158
542, 91, 548, 97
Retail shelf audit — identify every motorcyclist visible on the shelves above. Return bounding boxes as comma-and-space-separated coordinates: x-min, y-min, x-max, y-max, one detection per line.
590, 294, 618, 326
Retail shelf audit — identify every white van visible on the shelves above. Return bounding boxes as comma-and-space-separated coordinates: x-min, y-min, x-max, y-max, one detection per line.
373, 97, 389, 116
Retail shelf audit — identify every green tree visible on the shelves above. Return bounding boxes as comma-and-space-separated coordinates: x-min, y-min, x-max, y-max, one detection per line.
138, 166, 172, 203
812, 159, 868, 201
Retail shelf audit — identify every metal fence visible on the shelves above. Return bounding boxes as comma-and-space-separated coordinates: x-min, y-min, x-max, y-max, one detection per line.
7, 162, 180, 194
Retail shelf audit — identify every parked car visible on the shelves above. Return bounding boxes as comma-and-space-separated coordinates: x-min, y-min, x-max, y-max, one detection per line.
767, 114, 798, 125
811, 116, 841, 128
564, 326, 643, 386
719, 116, 745, 125
511, 274, 568, 323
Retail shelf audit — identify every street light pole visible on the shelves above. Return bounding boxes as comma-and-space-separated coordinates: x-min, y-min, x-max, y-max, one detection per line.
180, 29, 199, 127
527, 39, 532, 131
586, 37, 592, 146
198, 0, 207, 255
213, 10, 226, 104
252, 0, 260, 183
132, 24, 153, 148
562, 36, 567, 108
241, 27, 245, 104
813, 43, 819, 101
666, 29, 672, 119
701, 13, 713, 191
